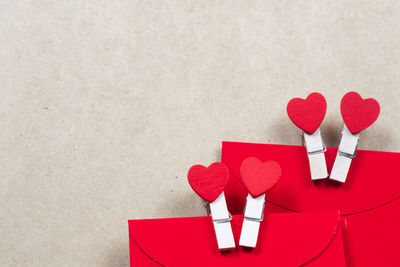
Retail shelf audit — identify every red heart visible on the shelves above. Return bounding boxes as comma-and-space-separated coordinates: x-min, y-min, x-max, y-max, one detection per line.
187, 162, 229, 202
341, 92, 380, 134
287, 92, 327, 134
240, 157, 281, 198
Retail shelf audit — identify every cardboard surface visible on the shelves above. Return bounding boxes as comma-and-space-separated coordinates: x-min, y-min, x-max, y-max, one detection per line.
2, 1, 400, 266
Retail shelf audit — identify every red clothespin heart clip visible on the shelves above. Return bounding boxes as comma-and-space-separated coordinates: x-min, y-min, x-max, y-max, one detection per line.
239, 157, 281, 248
188, 162, 235, 250
287, 92, 328, 180
330, 91, 380, 183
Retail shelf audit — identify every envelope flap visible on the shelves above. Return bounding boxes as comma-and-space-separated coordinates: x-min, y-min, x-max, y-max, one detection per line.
222, 141, 400, 215
129, 212, 342, 266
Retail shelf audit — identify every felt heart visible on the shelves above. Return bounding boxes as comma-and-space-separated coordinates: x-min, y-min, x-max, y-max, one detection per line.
187, 162, 229, 203
287, 92, 327, 134
240, 157, 281, 198
341, 91, 380, 134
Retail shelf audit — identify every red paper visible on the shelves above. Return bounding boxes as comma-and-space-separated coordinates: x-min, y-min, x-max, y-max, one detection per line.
222, 141, 400, 266
129, 212, 345, 266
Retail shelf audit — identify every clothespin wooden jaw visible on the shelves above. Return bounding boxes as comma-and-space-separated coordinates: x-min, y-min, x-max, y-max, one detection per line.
302, 129, 328, 180
330, 125, 360, 183
239, 194, 265, 248
206, 192, 236, 250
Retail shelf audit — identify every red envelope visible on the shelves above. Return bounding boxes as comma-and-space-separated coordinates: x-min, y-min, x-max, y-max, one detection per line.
221, 141, 400, 267
129, 212, 345, 266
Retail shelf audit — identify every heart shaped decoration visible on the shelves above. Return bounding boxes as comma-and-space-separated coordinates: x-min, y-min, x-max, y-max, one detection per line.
187, 162, 229, 203
341, 92, 380, 134
287, 92, 327, 134
240, 157, 281, 198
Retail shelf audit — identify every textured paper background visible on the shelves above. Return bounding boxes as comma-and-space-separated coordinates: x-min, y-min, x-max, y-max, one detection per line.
1, 1, 400, 266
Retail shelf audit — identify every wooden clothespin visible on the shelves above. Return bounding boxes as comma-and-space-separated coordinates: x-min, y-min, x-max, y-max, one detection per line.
287, 92, 328, 180
187, 162, 235, 250
330, 92, 380, 183
239, 157, 281, 248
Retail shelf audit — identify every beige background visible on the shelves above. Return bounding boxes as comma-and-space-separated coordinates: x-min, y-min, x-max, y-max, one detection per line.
1, 1, 400, 266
